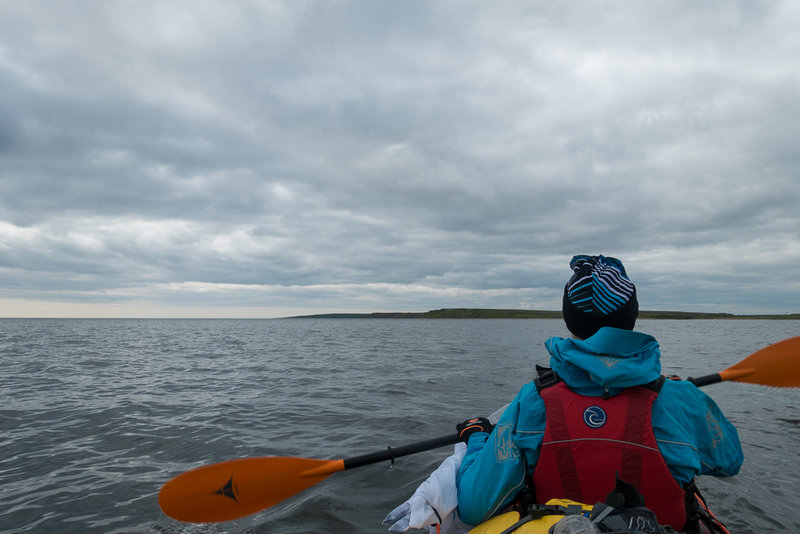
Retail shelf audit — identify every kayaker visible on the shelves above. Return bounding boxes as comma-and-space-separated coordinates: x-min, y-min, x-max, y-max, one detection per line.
455, 255, 744, 533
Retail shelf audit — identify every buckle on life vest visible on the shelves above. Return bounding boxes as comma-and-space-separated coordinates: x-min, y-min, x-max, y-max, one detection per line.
534, 365, 561, 392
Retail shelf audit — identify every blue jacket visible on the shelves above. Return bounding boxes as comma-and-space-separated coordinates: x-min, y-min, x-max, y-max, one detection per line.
456, 327, 744, 526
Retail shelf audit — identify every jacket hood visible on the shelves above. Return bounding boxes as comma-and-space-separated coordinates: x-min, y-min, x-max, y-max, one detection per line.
544, 327, 662, 395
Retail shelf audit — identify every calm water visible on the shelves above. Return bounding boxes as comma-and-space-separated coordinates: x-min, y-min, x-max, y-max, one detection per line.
1, 318, 798, 533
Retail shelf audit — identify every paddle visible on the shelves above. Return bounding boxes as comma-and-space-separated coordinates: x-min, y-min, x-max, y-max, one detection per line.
158, 434, 460, 523
687, 336, 800, 388
158, 336, 800, 523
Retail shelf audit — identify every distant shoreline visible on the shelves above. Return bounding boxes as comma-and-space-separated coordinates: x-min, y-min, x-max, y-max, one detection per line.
288, 308, 800, 320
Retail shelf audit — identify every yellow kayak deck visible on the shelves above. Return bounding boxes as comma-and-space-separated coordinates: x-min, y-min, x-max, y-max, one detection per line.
469, 499, 594, 534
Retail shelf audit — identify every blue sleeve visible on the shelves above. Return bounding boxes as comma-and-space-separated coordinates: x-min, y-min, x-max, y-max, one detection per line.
691, 387, 743, 477
456, 384, 545, 526
653, 380, 743, 483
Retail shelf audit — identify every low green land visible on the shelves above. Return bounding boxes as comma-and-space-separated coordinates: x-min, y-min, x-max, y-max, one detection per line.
291, 308, 800, 320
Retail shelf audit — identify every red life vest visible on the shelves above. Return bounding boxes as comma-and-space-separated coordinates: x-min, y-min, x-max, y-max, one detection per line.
532, 380, 688, 530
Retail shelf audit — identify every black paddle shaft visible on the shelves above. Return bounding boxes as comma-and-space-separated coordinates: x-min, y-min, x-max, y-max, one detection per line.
343, 433, 461, 470
687, 373, 722, 387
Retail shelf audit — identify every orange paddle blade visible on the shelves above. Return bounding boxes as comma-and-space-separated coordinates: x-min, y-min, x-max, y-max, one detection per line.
158, 456, 345, 523
721, 336, 800, 387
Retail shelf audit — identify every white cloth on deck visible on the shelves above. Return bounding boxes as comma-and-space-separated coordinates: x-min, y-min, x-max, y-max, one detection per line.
383, 404, 509, 533
382, 442, 469, 533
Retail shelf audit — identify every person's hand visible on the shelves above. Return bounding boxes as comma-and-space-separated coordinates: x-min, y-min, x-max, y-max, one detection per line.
456, 417, 494, 443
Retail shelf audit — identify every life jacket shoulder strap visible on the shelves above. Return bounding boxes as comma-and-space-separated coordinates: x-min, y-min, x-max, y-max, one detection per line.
642, 374, 666, 393
534, 365, 561, 393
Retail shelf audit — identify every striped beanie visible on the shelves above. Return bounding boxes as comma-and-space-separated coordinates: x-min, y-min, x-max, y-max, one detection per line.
562, 255, 638, 339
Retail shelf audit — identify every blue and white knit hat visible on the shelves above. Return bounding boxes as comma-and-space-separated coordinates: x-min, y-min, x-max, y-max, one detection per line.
561, 255, 638, 339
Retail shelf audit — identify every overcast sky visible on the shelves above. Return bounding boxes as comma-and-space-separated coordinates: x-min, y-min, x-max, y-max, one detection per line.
1, 1, 799, 318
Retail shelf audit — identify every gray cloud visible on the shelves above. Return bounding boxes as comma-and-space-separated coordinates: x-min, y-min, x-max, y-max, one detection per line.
1, 0, 799, 317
